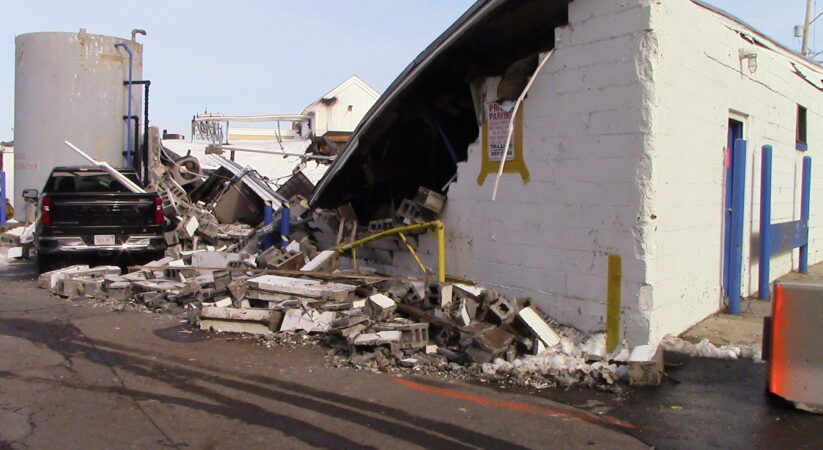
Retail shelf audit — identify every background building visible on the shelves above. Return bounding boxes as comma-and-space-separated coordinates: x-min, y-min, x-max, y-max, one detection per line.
302, 75, 380, 143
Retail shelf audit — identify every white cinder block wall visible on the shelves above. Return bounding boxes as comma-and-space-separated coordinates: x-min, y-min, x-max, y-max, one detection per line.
644, 0, 823, 344
384, 0, 658, 345
370, 0, 822, 347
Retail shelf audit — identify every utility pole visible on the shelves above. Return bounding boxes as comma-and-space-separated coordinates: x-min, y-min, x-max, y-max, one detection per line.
801, 0, 815, 56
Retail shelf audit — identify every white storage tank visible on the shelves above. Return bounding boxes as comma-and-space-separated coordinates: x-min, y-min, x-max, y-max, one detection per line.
13, 29, 143, 219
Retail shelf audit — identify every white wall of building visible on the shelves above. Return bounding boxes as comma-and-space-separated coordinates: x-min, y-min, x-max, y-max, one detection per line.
377, 0, 657, 345
644, 0, 823, 344
359, 0, 822, 347
303, 75, 380, 136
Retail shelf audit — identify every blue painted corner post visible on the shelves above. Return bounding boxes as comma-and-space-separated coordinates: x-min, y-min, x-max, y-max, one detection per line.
0, 171, 6, 226
262, 201, 274, 250
799, 155, 812, 274
279, 206, 290, 249
729, 139, 747, 315
758, 146, 773, 299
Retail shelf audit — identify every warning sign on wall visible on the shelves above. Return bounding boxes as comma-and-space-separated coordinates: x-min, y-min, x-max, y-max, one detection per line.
485, 102, 516, 162
478, 101, 530, 185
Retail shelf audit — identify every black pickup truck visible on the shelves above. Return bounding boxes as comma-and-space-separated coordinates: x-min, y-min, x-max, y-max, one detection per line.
30, 166, 167, 272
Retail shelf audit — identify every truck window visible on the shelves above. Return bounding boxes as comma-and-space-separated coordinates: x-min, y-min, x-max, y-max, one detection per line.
45, 170, 139, 193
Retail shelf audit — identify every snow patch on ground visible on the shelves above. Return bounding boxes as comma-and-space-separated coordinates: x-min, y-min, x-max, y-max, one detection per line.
661, 334, 763, 362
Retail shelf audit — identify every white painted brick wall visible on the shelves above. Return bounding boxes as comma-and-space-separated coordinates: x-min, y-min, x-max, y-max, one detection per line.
359, 0, 658, 345
645, 0, 823, 343
358, 0, 822, 348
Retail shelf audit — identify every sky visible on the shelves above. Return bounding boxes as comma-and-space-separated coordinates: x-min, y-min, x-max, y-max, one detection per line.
0, 0, 818, 142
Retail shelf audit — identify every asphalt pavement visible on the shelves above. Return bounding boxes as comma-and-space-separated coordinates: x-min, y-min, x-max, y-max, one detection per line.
2, 258, 821, 449
0, 260, 645, 449
534, 352, 823, 450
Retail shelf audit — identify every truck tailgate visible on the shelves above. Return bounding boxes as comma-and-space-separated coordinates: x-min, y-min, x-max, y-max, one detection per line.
46, 193, 159, 234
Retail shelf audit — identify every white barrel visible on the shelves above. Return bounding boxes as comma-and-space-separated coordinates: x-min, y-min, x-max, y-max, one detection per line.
13, 29, 143, 219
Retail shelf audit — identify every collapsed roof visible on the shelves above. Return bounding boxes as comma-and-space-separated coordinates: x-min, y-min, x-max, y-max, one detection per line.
311, 0, 570, 220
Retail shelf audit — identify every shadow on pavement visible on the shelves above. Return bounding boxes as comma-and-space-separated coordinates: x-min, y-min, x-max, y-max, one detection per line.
0, 317, 532, 449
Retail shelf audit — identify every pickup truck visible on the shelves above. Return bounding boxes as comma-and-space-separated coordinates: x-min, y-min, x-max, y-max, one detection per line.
29, 166, 167, 273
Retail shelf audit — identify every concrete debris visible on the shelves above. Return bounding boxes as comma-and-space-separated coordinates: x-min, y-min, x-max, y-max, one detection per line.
466, 327, 515, 363
180, 215, 199, 239
489, 297, 516, 323
31, 167, 642, 391
200, 305, 271, 322
414, 187, 446, 218
191, 251, 241, 270
280, 309, 336, 333
214, 298, 234, 308
247, 275, 355, 301
365, 294, 396, 321
353, 330, 402, 347
2, 225, 26, 243
200, 319, 272, 335
627, 344, 664, 386
38, 265, 121, 293
517, 306, 561, 348
367, 218, 395, 234
394, 199, 424, 226
300, 250, 339, 273
257, 247, 304, 270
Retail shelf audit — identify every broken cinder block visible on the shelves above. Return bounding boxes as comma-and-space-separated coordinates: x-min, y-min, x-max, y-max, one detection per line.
353, 330, 402, 346
394, 199, 424, 226
373, 322, 429, 349
452, 297, 478, 326
331, 314, 370, 330
628, 344, 665, 386
279, 309, 337, 333
38, 265, 89, 290
414, 186, 445, 218
179, 215, 199, 239
517, 306, 561, 348
365, 294, 396, 322
247, 275, 356, 301
300, 250, 339, 273
466, 327, 515, 364
489, 297, 517, 323
367, 218, 395, 234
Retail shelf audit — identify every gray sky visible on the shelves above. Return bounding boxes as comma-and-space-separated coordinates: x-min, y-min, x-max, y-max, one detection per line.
1, 0, 817, 141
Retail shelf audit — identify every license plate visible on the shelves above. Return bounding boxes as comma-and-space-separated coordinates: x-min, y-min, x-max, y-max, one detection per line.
94, 235, 116, 246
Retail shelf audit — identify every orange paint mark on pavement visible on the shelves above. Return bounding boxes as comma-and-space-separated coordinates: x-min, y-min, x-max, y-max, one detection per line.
393, 378, 640, 430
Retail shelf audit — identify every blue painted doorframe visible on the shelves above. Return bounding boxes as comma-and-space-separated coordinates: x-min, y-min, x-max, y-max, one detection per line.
724, 120, 744, 301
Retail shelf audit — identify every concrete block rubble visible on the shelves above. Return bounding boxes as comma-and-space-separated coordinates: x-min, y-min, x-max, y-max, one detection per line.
1, 220, 34, 260
33, 158, 635, 390
38, 260, 632, 389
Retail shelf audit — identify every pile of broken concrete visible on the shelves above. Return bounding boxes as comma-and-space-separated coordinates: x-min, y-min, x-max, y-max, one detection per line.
30, 147, 637, 390
38, 256, 631, 390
